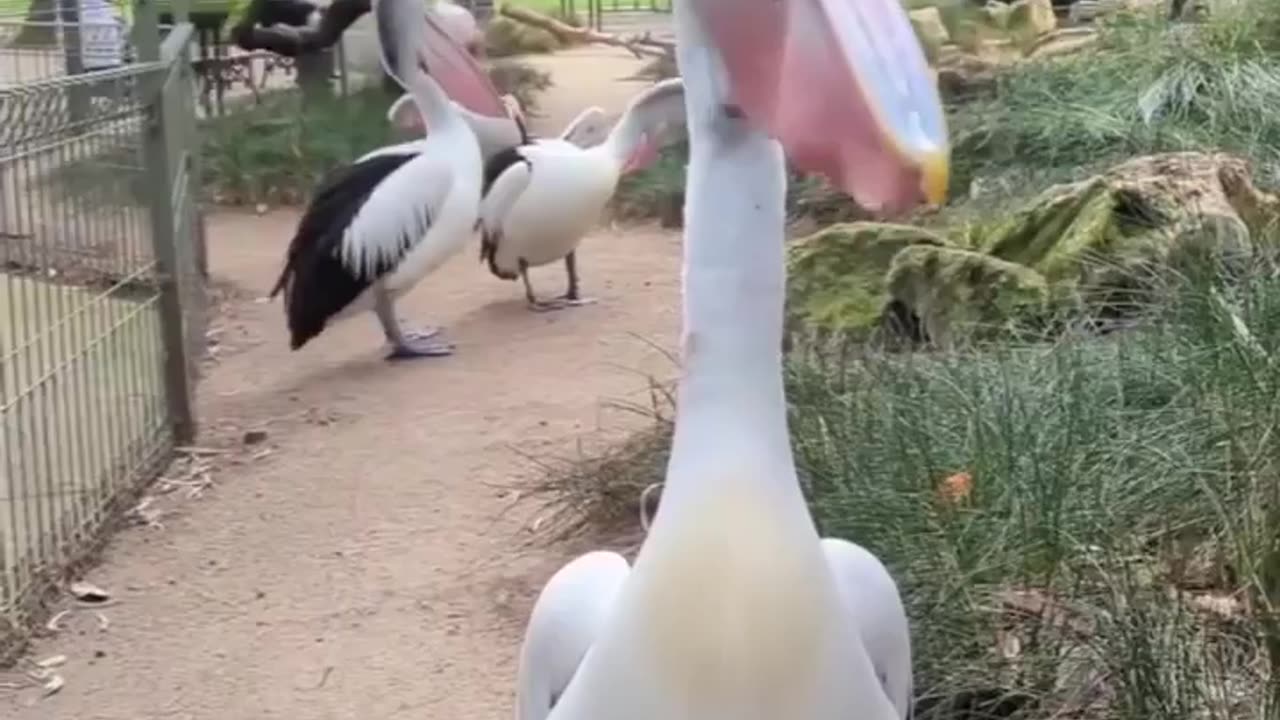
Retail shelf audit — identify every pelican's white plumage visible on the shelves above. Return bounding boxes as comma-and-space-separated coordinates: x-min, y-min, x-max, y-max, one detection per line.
513, 0, 949, 718
516, 551, 629, 720
820, 538, 913, 717
477, 79, 685, 310
270, 0, 509, 360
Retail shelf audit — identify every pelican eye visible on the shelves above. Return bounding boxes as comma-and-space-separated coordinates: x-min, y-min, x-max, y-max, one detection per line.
721, 103, 745, 120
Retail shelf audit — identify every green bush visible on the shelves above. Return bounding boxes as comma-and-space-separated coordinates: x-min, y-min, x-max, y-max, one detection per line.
201, 63, 552, 206
201, 88, 396, 206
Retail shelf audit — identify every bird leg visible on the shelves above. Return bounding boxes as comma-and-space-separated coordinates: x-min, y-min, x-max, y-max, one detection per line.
522, 254, 597, 313
520, 259, 555, 312
374, 283, 455, 360
560, 251, 598, 306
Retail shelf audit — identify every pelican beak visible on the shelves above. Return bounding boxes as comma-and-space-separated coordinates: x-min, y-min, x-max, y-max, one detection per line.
694, 0, 950, 214
387, 93, 426, 133
622, 132, 661, 174
375, 0, 507, 119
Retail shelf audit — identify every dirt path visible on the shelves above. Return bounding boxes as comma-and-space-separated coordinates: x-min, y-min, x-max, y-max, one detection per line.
517, 45, 660, 133
4, 215, 680, 715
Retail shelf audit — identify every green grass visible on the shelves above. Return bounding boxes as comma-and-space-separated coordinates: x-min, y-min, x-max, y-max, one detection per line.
951, 2, 1280, 201
787, 266, 1280, 718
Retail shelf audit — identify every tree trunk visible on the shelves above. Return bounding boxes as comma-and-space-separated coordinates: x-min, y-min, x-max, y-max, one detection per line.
229, 0, 370, 56
14, 0, 60, 45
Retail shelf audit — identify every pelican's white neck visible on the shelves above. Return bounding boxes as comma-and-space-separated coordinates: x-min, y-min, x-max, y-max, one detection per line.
407, 73, 467, 136
599, 108, 647, 168
654, 3, 808, 527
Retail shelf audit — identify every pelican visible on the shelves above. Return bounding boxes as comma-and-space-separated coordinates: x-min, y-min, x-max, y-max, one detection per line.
475, 79, 684, 311
269, 0, 509, 360
515, 0, 948, 718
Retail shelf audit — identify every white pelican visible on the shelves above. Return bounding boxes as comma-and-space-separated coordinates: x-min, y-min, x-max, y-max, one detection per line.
515, 0, 948, 719
269, 0, 510, 360
477, 78, 685, 311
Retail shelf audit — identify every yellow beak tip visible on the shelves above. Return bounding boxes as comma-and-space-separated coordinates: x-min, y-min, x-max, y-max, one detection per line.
921, 154, 950, 208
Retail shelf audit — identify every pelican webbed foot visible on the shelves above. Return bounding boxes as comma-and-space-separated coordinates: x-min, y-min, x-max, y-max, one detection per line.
376, 284, 455, 361
386, 337, 456, 360
521, 253, 598, 312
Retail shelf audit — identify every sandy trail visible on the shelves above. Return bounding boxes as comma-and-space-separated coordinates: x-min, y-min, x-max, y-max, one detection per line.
3, 47, 682, 718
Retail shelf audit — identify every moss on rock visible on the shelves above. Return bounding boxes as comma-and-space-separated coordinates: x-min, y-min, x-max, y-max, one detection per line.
782, 153, 1280, 346
886, 245, 1050, 345
785, 223, 948, 336
978, 153, 1268, 302
909, 7, 951, 64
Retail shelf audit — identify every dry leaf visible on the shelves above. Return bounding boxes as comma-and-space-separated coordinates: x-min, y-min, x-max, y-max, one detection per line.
69, 581, 110, 603
45, 610, 71, 632
35, 655, 66, 669
937, 471, 974, 505
1190, 593, 1241, 618
996, 628, 1022, 660
97, 612, 110, 631
42, 673, 65, 696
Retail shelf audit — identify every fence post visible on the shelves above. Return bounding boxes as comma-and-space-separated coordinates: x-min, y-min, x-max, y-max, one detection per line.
136, 0, 197, 444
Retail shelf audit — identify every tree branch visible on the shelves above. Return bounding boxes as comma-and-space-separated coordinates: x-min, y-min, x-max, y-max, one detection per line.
497, 5, 672, 59
229, 0, 371, 57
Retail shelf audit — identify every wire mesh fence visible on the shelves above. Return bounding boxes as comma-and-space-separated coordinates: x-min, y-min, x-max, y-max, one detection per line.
0, 13, 203, 657
560, 0, 673, 34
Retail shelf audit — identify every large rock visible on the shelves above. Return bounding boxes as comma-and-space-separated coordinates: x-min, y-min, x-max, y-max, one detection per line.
786, 223, 947, 336
783, 152, 1280, 345
887, 245, 1050, 345
909, 7, 952, 63
1006, 0, 1058, 37
979, 152, 1275, 297
935, 48, 1000, 100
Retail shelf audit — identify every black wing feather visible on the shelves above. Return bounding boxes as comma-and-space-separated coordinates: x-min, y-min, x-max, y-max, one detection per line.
479, 146, 531, 281
270, 151, 420, 351
478, 144, 532, 279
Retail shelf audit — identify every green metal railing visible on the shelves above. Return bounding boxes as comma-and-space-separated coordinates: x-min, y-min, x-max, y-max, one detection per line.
0, 2, 204, 658
558, 0, 673, 32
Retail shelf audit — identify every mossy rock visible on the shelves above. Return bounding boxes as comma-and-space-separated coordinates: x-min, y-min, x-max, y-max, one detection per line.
909, 7, 950, 64
1005, 0, 1056, 39
786, 223, 948, 336
977, 152, 1270, 303
785, 153, 1280, 346
887, 245, 1050, 345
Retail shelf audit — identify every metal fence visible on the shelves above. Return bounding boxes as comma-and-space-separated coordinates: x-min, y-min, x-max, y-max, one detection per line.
0, 10, 203, 658
559, 0, 673, 33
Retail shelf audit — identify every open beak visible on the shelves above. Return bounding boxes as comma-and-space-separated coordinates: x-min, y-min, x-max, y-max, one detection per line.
375, 0, 508, 120
622, 132, 661, 174
695, 0, 950, 214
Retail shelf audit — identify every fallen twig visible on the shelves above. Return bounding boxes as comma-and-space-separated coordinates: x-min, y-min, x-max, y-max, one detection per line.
498, 6, 671, 59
